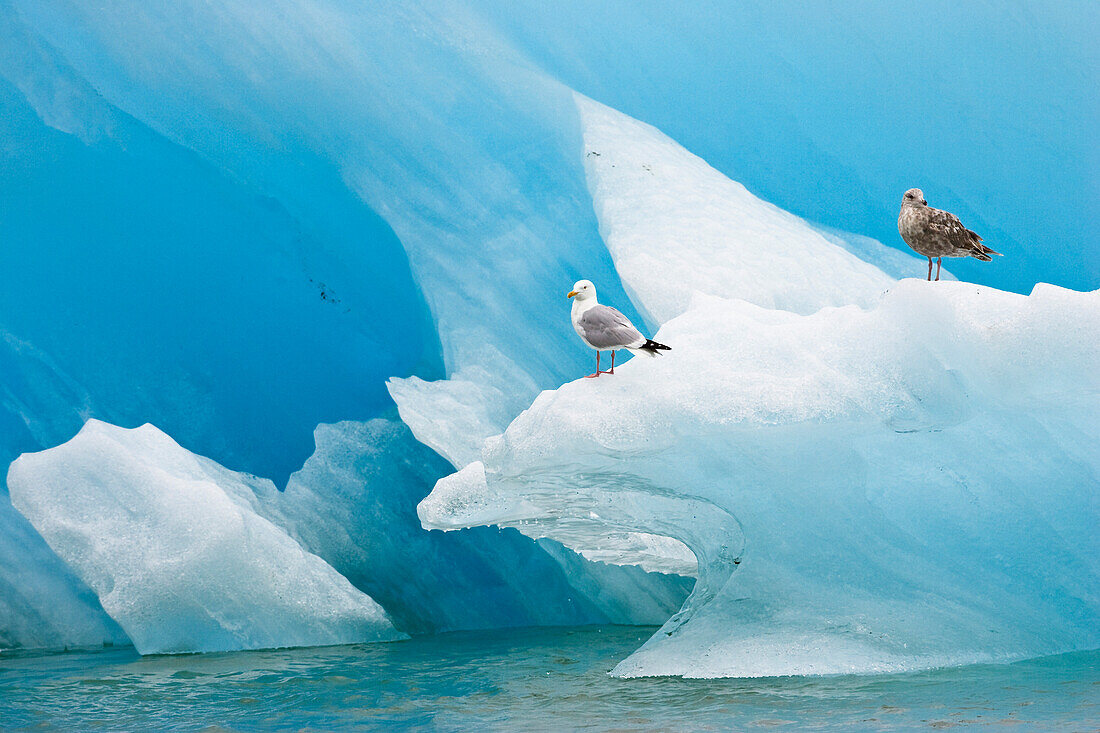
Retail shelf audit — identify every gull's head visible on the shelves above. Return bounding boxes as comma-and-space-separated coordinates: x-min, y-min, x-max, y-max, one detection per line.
567, 279, 596, 301
902, 188, 927, 206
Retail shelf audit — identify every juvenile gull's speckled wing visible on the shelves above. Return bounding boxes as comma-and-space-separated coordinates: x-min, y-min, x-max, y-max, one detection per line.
923, 207, 990, 258
577, 305, 645, 349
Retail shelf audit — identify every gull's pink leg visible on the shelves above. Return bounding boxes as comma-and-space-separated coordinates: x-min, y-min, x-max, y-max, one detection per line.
585, 351, 601, 378
935, 257, 942, 281
927, 257, 933, 281
608, 351, 615, 375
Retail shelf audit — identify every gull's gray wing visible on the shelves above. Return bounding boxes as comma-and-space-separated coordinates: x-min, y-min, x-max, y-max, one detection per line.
578, 305, 645, 349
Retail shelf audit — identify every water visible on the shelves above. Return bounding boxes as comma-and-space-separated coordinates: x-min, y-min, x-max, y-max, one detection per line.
2, 626, 1097, 731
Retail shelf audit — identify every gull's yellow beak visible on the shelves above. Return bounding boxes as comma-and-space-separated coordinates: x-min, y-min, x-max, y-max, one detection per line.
567, 290, 578, 298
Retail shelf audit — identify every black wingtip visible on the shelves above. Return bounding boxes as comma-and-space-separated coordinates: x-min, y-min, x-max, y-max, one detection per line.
641, 339, 671, 354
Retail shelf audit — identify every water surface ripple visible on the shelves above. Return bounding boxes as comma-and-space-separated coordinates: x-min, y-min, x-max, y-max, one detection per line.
2, 626, 1097, 731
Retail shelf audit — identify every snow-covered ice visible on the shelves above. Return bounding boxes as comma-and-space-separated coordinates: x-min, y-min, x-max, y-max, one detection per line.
8, 420, 405, 655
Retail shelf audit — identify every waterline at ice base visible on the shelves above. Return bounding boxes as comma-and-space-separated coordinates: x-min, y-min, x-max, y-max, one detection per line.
1, 2, 1097, 724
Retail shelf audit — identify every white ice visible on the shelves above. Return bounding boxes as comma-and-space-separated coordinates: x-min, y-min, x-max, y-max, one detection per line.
576, 93, 903, 324
8, 420, 404, 655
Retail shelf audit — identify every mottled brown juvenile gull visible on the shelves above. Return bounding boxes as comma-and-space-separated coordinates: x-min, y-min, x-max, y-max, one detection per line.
567, 279, 669, 378
898, 188, 1001, 281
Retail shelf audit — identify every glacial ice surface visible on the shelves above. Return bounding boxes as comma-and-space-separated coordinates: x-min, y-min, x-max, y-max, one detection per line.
421, 101, 1100, 678
8, 420, 404, 655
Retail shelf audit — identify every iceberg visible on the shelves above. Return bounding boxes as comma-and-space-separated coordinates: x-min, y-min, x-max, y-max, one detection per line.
423, 281, 1100, 678
420, 101, 1100, 677
8, 420, 405, 654
1, 1, 1095, 653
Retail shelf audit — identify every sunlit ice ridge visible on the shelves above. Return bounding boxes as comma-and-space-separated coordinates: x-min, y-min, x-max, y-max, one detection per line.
1, 0, 1097, 676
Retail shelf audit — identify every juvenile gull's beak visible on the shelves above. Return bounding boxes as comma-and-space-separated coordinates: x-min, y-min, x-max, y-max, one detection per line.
567, 290, 578, 298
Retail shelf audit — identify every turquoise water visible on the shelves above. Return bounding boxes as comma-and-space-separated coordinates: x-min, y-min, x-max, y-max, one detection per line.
2, 626, 1097, 731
